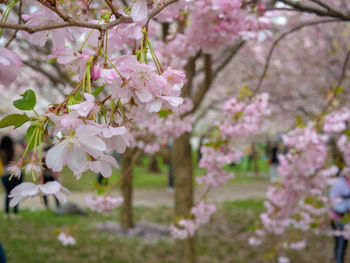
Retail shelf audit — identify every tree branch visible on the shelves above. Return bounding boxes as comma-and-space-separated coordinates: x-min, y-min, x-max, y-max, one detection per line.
0, 0, 179, 33
189, 54, 212, 114
253, 19, 343, 95
213, 40, 245, 77
279, 0, 350, 20
4, 0, 22, 48
36, 0, 71, 21
318, 50, 350, 119
104, 0, 121, 19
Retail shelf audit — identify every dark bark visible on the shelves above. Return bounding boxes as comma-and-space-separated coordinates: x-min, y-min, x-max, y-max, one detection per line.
172, 132, 195, 263
120, 149, 135, 229
148, 155, 160, 173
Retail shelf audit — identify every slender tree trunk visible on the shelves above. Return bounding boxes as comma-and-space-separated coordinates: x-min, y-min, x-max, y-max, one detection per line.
251, 142, 259, 173
172, 132, 195, 263
148, 155, 160, 173
120, 149, 135, 229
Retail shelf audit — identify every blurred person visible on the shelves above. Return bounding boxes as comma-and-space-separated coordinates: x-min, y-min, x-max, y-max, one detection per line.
268, 140, 279, 183
0, 136, 23, 218
0, 241, 5, 263
329, 168, 350, 263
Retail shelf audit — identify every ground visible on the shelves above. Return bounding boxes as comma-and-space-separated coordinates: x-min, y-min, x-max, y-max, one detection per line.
0, 200, 342, 263
0, 156, 341, 262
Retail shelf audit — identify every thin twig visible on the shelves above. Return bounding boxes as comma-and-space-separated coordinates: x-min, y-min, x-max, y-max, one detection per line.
4, 0, 22, 48
54, 31, 106, 113
104, 0, 120, 18
0, 0, 179, 34
253, 19, 342, 96
316, 50, 350, 122
279, 0, 350, 21
36, 0, 71, 21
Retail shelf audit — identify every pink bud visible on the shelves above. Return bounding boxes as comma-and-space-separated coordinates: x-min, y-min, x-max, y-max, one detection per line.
91, 63, 101, 81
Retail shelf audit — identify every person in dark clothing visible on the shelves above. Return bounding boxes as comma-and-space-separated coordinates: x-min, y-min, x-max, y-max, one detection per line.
0, 241, 6, 263
0, 136, 23, 217
329, 168, 350, 263
268, 141, 279, 182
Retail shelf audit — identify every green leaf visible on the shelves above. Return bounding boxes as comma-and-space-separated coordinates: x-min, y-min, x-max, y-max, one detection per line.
47, 57, 57, 64
296, 115, 304, 128
0, 114, 30, 129
13, 89, 36, 110
345, 130, 350, 138
25, 125, 39, 150
93, 85, 105, 98
158, 109, 169, 118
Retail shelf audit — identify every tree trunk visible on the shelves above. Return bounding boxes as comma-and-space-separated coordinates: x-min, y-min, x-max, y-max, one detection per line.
172, 132, 195, 263
148, 155, 160, 173
120, 149, 135, 229
251, 142, 259, 173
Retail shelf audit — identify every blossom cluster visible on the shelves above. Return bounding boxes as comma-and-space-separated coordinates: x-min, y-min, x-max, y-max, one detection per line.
134, 99, 194, 154
197, 146, 241, 187
170, 201, 216, 239
184, 0, 269, 54
220, 93, 270, 138
323, 108, 350, 133
260, 125, 332, 234
85, 195, 123, 213
58, 232, 76, 246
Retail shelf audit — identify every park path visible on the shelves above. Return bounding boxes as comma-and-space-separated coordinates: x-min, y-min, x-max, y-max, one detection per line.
0, 182, 269, 211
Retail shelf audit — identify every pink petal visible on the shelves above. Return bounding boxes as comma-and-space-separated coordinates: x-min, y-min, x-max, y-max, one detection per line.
131, 0, 148, 24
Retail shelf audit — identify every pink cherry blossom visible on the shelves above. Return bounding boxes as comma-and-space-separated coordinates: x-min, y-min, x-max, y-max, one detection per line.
47, 112, 83, 135
0, 47, 23, 85
170, 219, 197, 240
9, 181, 70, 207
85, 195, 123, 213
58, 232, 76, 246
91, 63, 102, 81
68, 93, 96, 118
46, 124, 106, 177
131, 0, 148, 24
88, 154, 119, 178
22, 7, 70, 50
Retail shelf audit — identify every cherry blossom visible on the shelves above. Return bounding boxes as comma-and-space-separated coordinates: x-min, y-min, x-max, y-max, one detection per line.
46, 124, 106, 177
58, 232, 76, 246
22, 7, 70, 50
0, 47, 23, 85
88, 154, 119, 178
85, 195, 123, 213
9, 181, 70, 207
68, 93, 97, 118
131, 0, 148, 24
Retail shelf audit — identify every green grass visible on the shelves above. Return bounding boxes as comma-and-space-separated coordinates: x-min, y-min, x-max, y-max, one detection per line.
0, 199, 340, 263
59, 155, 269, 191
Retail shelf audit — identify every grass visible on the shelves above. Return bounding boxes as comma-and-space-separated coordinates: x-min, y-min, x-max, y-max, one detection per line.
0, 199, 341, 263
60, 155, 269, 191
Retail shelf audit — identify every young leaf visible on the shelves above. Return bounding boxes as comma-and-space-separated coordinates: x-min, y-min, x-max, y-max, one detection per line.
13, 89, 36, 111
93, 85, 105, 98
0, 114, 30, 129
25, 125, 40, 150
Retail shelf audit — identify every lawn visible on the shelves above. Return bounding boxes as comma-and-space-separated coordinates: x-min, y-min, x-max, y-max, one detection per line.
60, 155, 269, 191
0, 199, 341, 263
